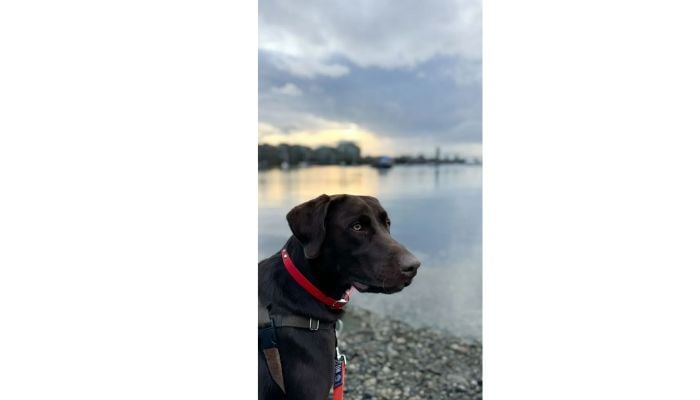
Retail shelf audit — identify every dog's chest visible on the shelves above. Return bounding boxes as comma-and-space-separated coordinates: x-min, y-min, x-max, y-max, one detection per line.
276, 327, 336, 398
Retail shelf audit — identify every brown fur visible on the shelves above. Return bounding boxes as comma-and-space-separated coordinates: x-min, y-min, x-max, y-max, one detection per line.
259, 194, 420, 400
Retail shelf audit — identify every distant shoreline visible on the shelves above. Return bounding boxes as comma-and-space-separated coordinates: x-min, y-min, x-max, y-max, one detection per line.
258, 142, 482, 171
258, 161, 483, 171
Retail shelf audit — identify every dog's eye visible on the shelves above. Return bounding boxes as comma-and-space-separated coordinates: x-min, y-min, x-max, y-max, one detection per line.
351, 223, 363, 231
386, 218, 391, 226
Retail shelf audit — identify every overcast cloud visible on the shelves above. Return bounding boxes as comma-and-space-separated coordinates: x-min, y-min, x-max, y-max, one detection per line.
259, 0, 482, 156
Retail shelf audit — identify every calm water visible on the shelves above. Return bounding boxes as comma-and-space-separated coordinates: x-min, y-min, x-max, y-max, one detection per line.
258, 165, 482, 341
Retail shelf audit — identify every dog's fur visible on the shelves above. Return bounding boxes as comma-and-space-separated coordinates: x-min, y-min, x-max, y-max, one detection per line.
258, 194, 421, 400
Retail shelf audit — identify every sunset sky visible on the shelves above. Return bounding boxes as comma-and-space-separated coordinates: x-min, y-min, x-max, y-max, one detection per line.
258, 0, 482, 158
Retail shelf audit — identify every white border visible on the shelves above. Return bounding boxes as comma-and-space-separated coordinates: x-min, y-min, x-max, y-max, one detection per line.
1, 1, 256, 398
484, 1, 700, 399
3, 1, 700, 399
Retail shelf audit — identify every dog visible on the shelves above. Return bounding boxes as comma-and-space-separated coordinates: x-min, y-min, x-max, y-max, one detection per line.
258, 194, 421, 400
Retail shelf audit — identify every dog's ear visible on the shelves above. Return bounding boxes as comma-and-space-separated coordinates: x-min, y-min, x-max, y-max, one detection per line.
286, 194, 331, 259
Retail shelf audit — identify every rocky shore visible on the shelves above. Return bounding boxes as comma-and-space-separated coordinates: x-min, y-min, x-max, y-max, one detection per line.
337, 307, 482, 400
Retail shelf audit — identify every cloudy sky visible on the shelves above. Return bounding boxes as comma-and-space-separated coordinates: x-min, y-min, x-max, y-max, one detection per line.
258, 0, 482, 158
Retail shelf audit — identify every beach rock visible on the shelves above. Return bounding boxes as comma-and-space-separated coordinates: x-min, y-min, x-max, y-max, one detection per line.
337, 307, 482, 400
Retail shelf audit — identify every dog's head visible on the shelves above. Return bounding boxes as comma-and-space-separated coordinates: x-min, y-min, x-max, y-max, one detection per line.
286, 194, 420, 294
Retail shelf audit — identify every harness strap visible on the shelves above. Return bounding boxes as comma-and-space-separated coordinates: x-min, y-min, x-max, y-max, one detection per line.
259, 307, 286, 393
271, 314, 335, 331
262, 347, 285, 393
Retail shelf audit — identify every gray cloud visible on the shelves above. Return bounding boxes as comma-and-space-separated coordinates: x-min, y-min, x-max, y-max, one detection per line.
259, 0, 481, 73
259, 0, 482, 153
270, 83, 302, 96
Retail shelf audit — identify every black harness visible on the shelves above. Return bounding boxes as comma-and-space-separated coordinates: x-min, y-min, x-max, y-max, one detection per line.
258, 305, 339, 394
259, 249, 349, 397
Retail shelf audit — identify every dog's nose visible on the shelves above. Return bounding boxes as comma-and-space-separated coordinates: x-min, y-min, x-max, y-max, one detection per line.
399, 253, 421, 276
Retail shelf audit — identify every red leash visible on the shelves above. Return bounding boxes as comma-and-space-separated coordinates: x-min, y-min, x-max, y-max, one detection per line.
281, 248, 353, 310
333, 351, 346, 400
333, 356, 345, 400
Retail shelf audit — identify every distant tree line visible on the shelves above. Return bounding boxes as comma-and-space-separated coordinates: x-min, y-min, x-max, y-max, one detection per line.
258, 141, 480, 169
258, 141, 363, 169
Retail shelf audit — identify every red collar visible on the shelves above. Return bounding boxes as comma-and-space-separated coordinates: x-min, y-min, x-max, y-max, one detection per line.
281, 248, 352, 310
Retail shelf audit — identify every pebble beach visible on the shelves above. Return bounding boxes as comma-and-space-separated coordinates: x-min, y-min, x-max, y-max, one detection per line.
337, 307, 482, 400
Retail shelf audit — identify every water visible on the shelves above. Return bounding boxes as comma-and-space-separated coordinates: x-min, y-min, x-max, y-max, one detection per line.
258, 164, 482, 342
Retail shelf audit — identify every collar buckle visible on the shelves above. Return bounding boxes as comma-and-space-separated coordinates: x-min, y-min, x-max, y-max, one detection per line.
330, 299, 348, 310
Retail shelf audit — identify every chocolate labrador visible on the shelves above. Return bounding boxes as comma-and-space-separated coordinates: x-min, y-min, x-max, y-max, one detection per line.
258, 194, 421, 400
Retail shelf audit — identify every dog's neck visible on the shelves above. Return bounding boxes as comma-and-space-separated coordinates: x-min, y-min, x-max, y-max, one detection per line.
268, 236, 351, 321
286, 236, 352, 300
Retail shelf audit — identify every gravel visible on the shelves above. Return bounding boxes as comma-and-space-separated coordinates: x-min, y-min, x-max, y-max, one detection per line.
335, 307, 482, 400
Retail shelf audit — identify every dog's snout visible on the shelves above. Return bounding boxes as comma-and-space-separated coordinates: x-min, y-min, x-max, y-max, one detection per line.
399, 253, 421, 276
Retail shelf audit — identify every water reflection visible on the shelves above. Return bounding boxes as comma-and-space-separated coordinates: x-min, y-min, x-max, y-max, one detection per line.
434, 165, 440, 188
258, 165, 482, 341
258, 165, 381, 207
